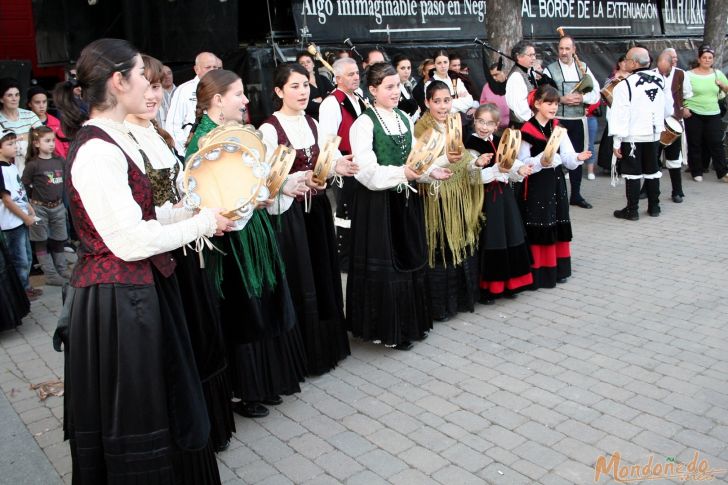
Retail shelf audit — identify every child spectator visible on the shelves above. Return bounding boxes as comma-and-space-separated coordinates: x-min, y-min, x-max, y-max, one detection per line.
26, 86, 70, 158
0, 128, 42, 300
22, 126, 71, 285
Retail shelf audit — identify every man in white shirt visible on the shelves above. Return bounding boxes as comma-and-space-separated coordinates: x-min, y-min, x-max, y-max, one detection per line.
611, 47, 672, 220
655, 48, 692, 203
165, 52, 218, 157
157, 65, 176, 128
505, 40, 538, 128
543, 36, 601, 209
319, 58, 367, 271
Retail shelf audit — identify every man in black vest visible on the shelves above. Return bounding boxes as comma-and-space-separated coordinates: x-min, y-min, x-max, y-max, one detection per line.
543, 36, 600, 209
505, 40, 538, 128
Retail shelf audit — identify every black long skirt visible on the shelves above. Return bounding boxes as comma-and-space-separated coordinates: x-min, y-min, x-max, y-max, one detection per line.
478, 181, 533, 297
426, 252, 479, 320
273, 194, 350, 376
173, 248, 234, 451
347, 185, 432, 346
215, 229, 306, 402
516, 168, 573, 289
64, 270, 220, 485
0, 234, 29, 332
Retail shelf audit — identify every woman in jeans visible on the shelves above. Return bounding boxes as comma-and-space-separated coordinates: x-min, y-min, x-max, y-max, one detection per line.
684, 44, 728, 183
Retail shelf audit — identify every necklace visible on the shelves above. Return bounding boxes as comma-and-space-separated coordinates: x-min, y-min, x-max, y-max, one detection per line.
372, 105, 409, 159
535, 118, 551, 139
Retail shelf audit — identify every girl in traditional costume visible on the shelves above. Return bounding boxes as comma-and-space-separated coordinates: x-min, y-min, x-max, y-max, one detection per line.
464, 103, 533, 302
516, 85, 591, 288
348, 63, 450, 351
260, 63, 359, 375
124, 55, 235, 452
415, 81, 483, 321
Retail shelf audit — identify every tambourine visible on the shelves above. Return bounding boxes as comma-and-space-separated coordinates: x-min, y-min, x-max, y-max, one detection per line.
541, 125, 567, 167
198, 121, 266, 163
496, 128, 521, 171
267, 145, 296, 196
312, 135, 341, 185
183, 141, 270, 221
405, 127, 446, 175
445, 112, 463, 156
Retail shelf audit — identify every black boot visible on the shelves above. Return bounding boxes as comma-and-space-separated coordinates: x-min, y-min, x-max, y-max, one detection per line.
614, 179, 640, 220
669, 168, 684, 203
645, 177, 661, 217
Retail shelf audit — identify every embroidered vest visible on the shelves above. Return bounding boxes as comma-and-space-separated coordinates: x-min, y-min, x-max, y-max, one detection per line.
363, 108, 412, 167
66, 126, 176, 287
547, 60, 587, 118
331, 90, 365, 154
264, 114, 321, 201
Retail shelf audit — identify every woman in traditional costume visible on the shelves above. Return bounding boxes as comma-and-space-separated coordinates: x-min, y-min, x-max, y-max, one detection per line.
62, 38, 230, 485
186, 69, 306, 418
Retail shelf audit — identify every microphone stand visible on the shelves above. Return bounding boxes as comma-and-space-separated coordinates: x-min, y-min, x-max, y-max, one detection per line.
344, 38, 363, 62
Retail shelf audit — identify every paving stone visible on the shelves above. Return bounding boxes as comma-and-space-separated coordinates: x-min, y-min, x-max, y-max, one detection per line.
314, 450, 364, 481
326, 430, 375, 458
478, 463, 532, 484
398, 446, 449, 474
345, 470, 391, 485
355, 449, 408, 478
367, 428, 415, 455
441, 443, 492, 473
273, 453, 323, 483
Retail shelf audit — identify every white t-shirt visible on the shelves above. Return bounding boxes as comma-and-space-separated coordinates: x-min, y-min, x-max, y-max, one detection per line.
0, 161, 30, 230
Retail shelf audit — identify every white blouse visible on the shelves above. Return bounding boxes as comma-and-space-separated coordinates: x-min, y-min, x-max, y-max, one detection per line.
259, 111, 335, 215
467, 134, 526, 183
71, 118, 217, 262
517, 131, 581, 175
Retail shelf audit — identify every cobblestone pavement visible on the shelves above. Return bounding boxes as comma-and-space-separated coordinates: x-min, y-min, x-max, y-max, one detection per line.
2, 170, 727, 485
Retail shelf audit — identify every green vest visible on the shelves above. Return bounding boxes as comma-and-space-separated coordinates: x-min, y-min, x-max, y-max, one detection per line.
363, 108, 412, 167
547, 60, 587, 119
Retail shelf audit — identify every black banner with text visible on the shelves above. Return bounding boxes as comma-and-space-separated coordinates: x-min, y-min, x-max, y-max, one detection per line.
292, 0, 702, 43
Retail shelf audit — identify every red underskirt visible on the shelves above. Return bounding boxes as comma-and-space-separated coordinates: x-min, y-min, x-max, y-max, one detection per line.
530, 242, 570, 269
480, 272, 534, 294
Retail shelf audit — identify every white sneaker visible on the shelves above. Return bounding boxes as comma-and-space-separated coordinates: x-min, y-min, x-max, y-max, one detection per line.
587, 173, 596, 180
693, 176, 703, 182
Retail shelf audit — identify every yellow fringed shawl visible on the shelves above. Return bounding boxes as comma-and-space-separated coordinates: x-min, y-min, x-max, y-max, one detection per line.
415, 112, 485, 268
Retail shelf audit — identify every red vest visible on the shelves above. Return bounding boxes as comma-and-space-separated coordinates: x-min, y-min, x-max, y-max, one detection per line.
66, 126, 176, 287
332, 89, 360, 154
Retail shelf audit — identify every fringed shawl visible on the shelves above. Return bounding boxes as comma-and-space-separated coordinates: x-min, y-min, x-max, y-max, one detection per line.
414, 112, 484, 267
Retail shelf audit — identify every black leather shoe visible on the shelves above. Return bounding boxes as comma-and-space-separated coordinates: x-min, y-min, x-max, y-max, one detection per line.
215, 440, 231, 453
648, 206, 661, 217
556, 277, 568, 284
504, 293, 518, 299
570, 199, 593, 209
480, 297, 495, 305
639, 191, 647, 200
433, 314, 451, 322
262, 395, 283, 406
234, 401, 269, 418
613, 208, 639, 221
672, 195, 683, 203
394, 341, 414, 351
